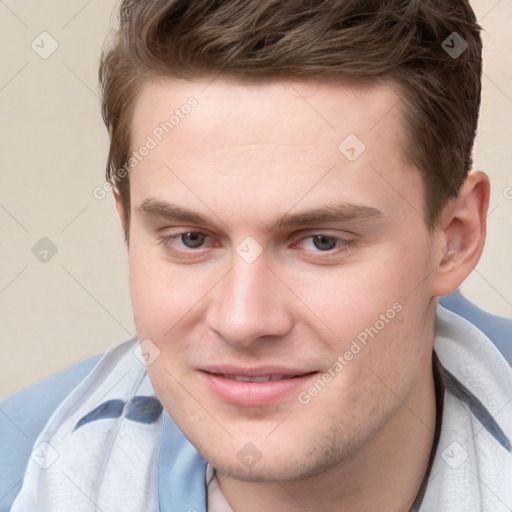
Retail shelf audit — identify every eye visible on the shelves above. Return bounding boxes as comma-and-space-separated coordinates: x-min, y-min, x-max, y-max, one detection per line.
310, 235, 338, 251
298, 234, 350, 252
157, 230, 214, 254
180, 232, 206, 249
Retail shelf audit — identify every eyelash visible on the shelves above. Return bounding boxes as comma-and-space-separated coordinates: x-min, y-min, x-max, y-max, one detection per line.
157, 230, 356, 259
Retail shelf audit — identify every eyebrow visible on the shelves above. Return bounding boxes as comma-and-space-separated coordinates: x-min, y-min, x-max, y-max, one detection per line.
136, 198, 383, 231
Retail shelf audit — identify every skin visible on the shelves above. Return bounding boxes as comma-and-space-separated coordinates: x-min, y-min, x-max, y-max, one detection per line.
114, 77, 489, 511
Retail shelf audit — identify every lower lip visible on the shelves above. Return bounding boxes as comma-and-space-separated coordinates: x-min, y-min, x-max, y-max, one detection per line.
199, 371, 318, 407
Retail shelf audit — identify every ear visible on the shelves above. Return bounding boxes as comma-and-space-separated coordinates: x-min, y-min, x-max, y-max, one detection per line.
429, 170, 490, 297
113, 187, 129, 244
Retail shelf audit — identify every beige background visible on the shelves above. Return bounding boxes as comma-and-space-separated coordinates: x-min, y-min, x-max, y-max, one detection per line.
1, 0, 511, 396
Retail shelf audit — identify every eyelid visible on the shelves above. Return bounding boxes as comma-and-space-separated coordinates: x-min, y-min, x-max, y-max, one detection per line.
289, 229, 356, 244
157, 228, 357, 259
289, 231, 358, 256
157, 228, 218, 251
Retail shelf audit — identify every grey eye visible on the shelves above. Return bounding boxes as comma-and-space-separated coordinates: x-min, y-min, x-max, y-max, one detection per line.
181, 232, 206, 248
312, 235, 337, 251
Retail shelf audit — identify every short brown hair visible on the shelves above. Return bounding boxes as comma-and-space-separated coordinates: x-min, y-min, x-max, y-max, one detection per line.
99, 0, 482, 233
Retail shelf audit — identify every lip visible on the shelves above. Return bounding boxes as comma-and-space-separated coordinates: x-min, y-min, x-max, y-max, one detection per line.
199, 366, 318, 407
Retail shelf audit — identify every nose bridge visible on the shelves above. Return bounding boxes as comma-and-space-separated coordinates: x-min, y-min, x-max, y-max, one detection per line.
207, 252, 292, 346
222, 254, 273, 324
229, 255, 269, 311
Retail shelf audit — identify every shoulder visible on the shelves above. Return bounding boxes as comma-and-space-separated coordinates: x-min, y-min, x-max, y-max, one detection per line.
0, 353, 104, 511
440, 290, 512, 365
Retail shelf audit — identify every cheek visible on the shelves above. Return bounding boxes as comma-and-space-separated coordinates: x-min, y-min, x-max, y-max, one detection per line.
296, 248, 424, 337
128, 245, 197, 338
298, 240, 432, 385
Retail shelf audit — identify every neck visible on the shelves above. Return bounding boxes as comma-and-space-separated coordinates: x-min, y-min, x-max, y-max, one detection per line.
216, 352, 437, 512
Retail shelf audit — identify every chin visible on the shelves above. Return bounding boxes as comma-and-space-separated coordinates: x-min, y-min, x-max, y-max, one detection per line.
202, 429, 357, 484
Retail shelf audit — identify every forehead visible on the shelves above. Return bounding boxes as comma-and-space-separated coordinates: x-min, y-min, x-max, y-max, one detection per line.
131, 77, 405, 151
128, 77, 424, 231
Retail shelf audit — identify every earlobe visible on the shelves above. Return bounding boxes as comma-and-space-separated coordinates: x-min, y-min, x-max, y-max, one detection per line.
430, 170, 490, 297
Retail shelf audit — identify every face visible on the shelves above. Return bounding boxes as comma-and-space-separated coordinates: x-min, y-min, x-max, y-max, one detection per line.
123, 77, 439, 481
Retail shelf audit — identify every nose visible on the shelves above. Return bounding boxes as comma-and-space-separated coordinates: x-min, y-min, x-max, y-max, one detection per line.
205, 254, 294, 348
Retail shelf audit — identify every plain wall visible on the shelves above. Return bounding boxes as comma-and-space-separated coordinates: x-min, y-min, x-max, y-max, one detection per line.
1, 0, 511, 395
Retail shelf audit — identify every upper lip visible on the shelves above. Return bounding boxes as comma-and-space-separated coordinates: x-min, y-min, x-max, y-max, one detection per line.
201, 365, 316, 377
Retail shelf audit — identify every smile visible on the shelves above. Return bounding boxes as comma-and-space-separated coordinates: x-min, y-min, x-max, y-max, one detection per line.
200, 370, 318, 407
216, 373, 299, 382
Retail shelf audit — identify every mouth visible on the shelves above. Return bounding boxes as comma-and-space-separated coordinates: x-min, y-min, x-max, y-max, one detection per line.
199, 368, 318, 406
212, 373, 305, 382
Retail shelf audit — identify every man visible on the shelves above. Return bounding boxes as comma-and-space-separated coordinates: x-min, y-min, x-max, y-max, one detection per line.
1, 1, 511, 511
